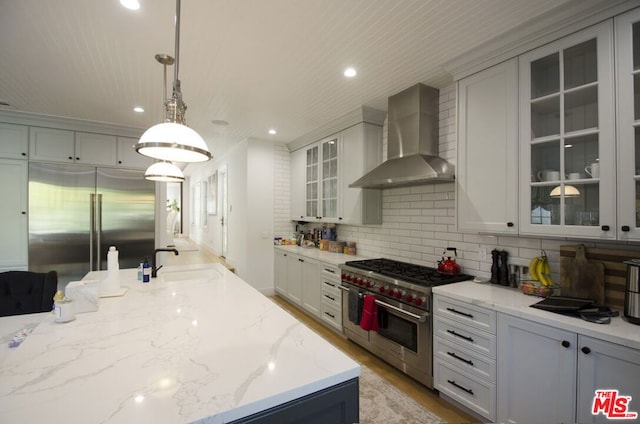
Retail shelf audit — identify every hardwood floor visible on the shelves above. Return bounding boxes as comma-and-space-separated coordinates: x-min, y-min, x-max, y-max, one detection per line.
169, 239, 475, 423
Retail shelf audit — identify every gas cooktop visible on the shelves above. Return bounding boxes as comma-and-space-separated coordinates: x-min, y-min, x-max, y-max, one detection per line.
342, 258, 474, 287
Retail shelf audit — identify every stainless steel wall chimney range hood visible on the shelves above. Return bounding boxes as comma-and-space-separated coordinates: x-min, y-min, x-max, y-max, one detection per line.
349, 83, 454, 188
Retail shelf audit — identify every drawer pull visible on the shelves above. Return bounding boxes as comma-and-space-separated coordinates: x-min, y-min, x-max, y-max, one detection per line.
324, 268, 336, 274
447, 351, 474, 366
447, 379, 474, 395
324, 294, 336, 301
324, 281, 336, 288
446, 329, 474, 343
446, 307, 474, 319
324, 311, 335, 319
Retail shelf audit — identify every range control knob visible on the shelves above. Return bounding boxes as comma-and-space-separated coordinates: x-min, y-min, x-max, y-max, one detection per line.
414, 296, 426, 306
395, 290, 404, 299
405, 293, 414, 303
364, 279, 372, 288
379, 286, 387, 294
355, 277, 363, 286
387, 287, 395, 296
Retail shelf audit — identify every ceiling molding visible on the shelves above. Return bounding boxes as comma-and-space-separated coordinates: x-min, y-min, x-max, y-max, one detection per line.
287, 106, 386, 152
0, 109, 145, 138
443, 0, 640, 81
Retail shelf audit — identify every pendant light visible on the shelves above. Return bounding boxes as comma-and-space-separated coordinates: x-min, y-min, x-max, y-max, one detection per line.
550, 185, 581, 198
145, 161, 185, 182
136, 0, 212, 163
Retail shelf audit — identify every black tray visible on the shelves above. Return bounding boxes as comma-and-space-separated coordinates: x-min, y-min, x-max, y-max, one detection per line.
530, 296, 595, 312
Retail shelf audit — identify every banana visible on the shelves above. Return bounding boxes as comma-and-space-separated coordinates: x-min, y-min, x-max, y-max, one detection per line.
528, 256, 540, 280
538, 256, 554, 287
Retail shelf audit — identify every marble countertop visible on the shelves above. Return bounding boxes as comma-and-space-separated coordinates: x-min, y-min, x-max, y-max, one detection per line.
0, 263, 360, 423
274, 245, 371, 266
433, 281, 640, 350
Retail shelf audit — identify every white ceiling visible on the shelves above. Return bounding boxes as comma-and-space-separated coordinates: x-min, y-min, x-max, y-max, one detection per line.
0, 0, 623, 158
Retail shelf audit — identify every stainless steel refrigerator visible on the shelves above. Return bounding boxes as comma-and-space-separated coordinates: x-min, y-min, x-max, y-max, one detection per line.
28, 163, 155, 287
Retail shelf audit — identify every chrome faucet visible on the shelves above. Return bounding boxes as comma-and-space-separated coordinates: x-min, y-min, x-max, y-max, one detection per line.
152, 248, 179, 278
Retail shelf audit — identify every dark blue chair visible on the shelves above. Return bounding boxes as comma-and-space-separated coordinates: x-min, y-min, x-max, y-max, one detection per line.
0, 271, 58, 317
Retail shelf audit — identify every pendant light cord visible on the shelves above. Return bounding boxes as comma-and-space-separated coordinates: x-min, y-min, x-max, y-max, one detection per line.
174, 0, 180, 83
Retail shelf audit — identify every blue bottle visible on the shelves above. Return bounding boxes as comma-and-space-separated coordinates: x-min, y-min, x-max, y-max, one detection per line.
142, 258, 150, 283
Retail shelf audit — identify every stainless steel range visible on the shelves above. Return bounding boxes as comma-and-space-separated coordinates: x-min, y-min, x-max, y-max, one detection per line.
339, 258, 473, 388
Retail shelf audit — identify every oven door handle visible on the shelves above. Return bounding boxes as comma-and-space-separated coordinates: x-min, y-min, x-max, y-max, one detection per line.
339, 286, 428, 322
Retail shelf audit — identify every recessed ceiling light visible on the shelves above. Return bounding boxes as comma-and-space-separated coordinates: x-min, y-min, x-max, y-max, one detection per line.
211, 119, 229, 126
120, 0, 140, 10
268, 129, 277, 135
564, 144, 573, 148
344, 67, 357, 78
133, 106, 144, 113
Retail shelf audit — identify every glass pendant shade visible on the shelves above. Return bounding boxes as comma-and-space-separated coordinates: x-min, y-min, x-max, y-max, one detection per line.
550, 185, 580, 198
144, 161, 185, 182
137, 122, 211, 163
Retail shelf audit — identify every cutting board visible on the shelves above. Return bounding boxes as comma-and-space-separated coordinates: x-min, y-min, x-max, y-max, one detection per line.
560, 244, 605, 305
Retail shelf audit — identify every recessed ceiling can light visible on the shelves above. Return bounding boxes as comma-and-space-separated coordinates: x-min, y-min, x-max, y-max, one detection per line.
268, 129, 277, 135
133, 106, 144, 113
344, 67, 357, 78
120, 0, 140, 10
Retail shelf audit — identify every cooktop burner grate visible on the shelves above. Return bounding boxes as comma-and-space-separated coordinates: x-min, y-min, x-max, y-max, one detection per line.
343, 258, 473, 287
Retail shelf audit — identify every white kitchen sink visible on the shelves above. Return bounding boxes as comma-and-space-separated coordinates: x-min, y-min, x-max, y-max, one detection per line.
160, 266, 223, 282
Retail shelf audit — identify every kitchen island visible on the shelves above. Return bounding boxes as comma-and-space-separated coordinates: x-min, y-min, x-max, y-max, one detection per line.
0, 264, 360, 423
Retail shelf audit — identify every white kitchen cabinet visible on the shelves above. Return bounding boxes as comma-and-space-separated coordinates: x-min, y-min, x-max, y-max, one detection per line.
615, 8, 640, 241
301, 257, 321, 316
340, 123, 383, 225
0, 159, 28, 271
457, 59, 518, 234
274, 249, 289, 296
116, 136, 154, 169
433, 295, 497, 421
576, 335, 640, 424
285, 253, 303, 305
290, 122, 382, 225
0, 123, 29, 160
518, 21, 616, 239
497, 313, 577, 424
29, 127, 117, 166
319, 263, 342, 331
75, 132, 117, 166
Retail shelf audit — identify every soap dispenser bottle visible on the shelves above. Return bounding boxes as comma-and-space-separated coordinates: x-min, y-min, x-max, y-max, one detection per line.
142, 257, 150, 283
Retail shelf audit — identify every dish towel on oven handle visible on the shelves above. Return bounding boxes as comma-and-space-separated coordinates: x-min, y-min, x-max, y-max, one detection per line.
359, 294, 379, 331
348, 287, 362, 324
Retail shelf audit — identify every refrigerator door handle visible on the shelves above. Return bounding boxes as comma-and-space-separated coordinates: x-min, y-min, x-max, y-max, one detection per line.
97, 193, 103, 270
90, 193, 96, 271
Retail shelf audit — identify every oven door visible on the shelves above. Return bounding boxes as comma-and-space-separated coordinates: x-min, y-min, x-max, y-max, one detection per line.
370, 299, 432, 381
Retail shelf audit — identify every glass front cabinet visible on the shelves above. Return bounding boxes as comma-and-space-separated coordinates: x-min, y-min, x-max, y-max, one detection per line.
615, 8, 640, 241
518, 21, 617, 239
297, 135, 340, 222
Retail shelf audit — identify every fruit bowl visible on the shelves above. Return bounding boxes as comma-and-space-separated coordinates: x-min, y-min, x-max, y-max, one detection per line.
519, 281, 553, 297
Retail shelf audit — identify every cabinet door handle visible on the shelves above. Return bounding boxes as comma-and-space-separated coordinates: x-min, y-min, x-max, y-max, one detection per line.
68, 156, 73, 160
21, 152, 26, 156
447, 379, 474, 395
561, 340, 571, 348
446, 329, 474, 343
621, 225, 631, 232
446, 307, 474, 319
601, 225, 610, 231
507, 222, 514, 227
298, 258, 304, 262
581, 346, 591, 354
447, 351, 474, 366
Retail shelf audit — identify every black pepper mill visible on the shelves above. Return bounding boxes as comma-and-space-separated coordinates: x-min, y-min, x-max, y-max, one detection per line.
499, 250, 509, 286
490, 249, 500, 284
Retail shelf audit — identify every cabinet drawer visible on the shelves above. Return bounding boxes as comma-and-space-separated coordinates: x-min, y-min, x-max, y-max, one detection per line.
320, 300, 342, 330
434, 316, 496, 358
321, 264, 340, 280
321, 287, 341, 309
434, 337, 496, 382
434, 295, 496, 334
435, 359, 495, 421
